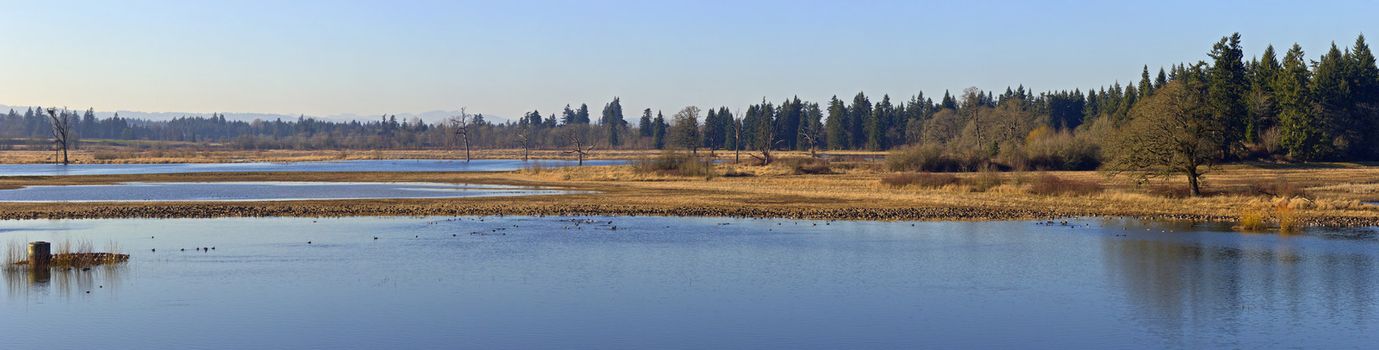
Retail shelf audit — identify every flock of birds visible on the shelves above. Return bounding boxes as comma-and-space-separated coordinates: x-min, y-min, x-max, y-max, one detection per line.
136, 216, 1168, 256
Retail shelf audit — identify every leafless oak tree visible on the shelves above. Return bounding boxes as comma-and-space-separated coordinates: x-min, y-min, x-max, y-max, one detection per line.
516, 122, 532, 162
564, 131, 595, 166
448, 109, 472, 163
46, 107, 72, 165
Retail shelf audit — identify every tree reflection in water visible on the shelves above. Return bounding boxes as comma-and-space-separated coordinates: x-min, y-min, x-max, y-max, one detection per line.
1100, 218, 1377, 346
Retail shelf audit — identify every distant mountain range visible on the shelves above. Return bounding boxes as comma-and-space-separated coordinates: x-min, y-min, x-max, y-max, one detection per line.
0, 104, 509, 124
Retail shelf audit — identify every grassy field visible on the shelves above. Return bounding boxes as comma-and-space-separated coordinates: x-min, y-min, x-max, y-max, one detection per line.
0, 158, 1377, 228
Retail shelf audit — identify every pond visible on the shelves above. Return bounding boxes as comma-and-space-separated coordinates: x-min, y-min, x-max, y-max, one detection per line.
0, 182, 571, 202
2, 216, 1377, 349
0, 159, 628, 176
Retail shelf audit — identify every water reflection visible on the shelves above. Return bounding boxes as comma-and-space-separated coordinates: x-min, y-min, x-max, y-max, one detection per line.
4, 264, 126, 299
1100, 220, 1377, 345
2, 216, 1376, 349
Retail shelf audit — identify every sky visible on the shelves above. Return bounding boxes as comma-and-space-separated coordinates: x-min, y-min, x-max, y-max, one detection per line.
1, 0, 1376, 122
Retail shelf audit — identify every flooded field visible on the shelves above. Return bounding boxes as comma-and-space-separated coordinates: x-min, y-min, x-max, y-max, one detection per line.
3, 216, 1377, 349
0, 182, 571, 202
0, 159, 627, 176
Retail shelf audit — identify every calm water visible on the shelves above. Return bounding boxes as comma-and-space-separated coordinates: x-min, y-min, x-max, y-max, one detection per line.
0, 159, 627, 176
0, 182, 570, 202
2, 216, 1378, 349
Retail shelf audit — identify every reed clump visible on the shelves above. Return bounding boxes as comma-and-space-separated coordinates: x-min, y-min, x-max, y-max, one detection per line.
1234, 200, 1308, 233
1275, 203, 1304, 234
4, 240, 24, 266
8, 239, 129, 269
1235, 206, 1269, 231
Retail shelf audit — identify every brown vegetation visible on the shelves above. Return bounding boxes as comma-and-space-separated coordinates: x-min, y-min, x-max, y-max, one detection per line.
6, 239, 129, 268
0, 162, 1374, 227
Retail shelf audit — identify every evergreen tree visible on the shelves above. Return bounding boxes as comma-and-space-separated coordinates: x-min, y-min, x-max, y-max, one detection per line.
1207, 33, 1249, 154
1276, 43, 1328, 160
1155, 68, 1168, 89
849, 92, 871, 149
1348, 35, 1379, 158
824, 96, 847, 150
1139, 65, 1154, 98
1312, 43, 1354, 157
600, 97, 624, 147
651, 111, 668, 149
638, 108, 653, 138
866, 95, 893, 150
561, 104, 577, 125
1246, 45, 1281, 143
703, 108, 722, 149
576, 104, 591, 124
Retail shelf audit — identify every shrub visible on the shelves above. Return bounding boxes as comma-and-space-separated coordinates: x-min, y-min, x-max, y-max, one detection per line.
1019, 130, 1101, 170
779, 157, 834, 175
721, 167, 755, 177
1025, 173, 1104, 196
1246, 176, 1310, 199
881, 173, 958, 188
633, 151, 714, 178
886, 143, 964, 172
963, 171, 1004, 192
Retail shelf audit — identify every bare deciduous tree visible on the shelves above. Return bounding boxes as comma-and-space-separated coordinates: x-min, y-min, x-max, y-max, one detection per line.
516, 122, 532, 162
46, 107, 72, 165
799, 124, 821, 158
564, 130, 595, 166
448, 109, 472, 162
732, 113, 744, 164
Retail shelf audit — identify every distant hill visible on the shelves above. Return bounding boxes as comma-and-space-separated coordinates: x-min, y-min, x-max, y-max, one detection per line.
0, 105, 508, 125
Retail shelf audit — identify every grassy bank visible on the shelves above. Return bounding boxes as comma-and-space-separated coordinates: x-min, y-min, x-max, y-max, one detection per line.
0, 161, 1377, 227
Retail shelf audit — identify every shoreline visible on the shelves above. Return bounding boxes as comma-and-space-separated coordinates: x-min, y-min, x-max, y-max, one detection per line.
0, 149, 885, 164
0, 168, 1376, 227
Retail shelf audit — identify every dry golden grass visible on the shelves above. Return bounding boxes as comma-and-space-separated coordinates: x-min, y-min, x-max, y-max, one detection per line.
0, 148, 885, 164
0, 161, 1376, 226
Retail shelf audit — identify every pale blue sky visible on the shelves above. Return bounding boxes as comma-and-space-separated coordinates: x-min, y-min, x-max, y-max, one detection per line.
1, 0, 1375, 120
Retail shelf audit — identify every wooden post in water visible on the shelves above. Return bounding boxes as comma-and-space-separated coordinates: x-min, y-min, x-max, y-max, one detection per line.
28, 241, 51, 266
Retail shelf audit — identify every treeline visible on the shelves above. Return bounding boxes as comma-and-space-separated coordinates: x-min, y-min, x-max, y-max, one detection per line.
4, 33, 1377, 167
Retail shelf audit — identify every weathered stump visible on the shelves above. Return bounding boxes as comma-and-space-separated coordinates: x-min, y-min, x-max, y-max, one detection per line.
28, 241, 51, 266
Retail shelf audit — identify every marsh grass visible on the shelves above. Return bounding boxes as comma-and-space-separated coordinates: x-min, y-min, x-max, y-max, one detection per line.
1234, 201, 1309, 233
778, 157, 834, 175
1275, 204, 1304, 234
8, 239, 129, 268
964, 171, 1005, 192
1024, 173, 1105, 196
4, 240, 23, 265
523, 161, 547, 175
881, 173, 957, 188
633, 152, 715, 178
1235, 206, 1270, 231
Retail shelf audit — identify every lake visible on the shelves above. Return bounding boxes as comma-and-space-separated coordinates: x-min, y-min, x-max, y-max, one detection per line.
0, 159, 628, 176
0, 182, 571, 202
2, 216, 1377, 349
